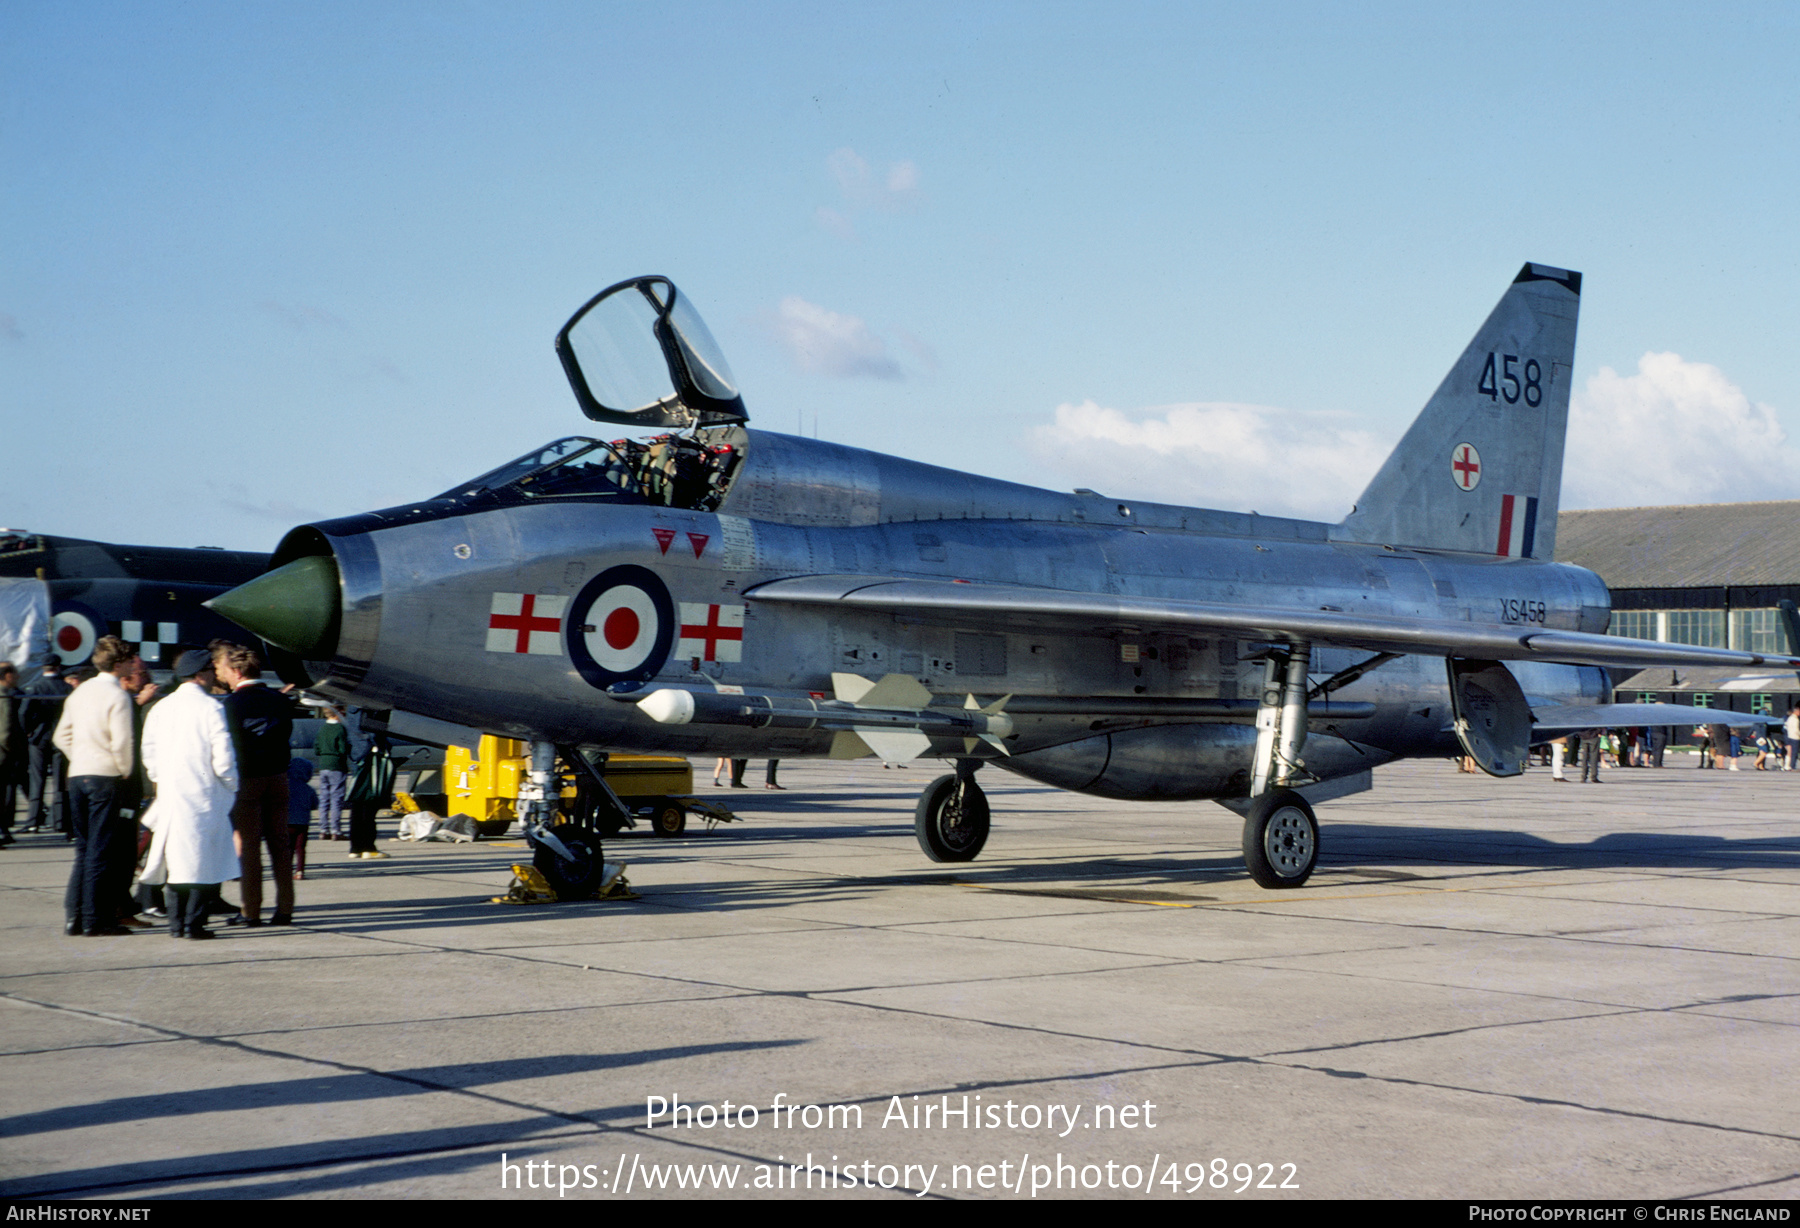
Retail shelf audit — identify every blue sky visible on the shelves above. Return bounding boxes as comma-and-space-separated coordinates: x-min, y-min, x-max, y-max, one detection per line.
5, 2, 1798, 550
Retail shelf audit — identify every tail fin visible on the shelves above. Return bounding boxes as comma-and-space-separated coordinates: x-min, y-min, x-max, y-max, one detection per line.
1336, 263, 1581, 559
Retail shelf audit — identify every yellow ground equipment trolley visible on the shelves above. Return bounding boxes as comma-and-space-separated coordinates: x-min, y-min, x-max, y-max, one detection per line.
445, 736, 700, 837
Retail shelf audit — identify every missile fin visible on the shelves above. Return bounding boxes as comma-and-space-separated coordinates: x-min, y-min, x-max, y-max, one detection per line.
858, 673, 934, 711
831, 672, 876, 703
829, 730, 872, 759
853, 727, 931, 762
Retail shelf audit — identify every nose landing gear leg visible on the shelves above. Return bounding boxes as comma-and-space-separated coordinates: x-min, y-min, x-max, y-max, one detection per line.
521, 741, 625, 899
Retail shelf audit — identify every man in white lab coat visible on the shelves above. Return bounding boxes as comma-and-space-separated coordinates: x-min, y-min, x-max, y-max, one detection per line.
141, 650, 240, 939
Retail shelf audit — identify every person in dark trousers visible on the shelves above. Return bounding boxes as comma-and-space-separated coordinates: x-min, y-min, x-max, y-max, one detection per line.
1579, 729, 1603, 784
0, 659, 24, 842
53, 637, 138, 936
109, 655, 162, 930
215, 643, 294, 925
287, 757, 317, 879
20, 660, 70, 833
0, 663, 22, 842
1706, 722, 1731, 770
346, 735, 394, 859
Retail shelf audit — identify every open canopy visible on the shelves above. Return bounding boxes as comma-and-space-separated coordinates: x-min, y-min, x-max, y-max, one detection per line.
554, 276, 747, 429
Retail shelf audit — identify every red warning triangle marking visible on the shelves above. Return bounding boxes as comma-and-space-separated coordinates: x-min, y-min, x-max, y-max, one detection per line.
687, 532, 709, 559
651, 528, 676, 554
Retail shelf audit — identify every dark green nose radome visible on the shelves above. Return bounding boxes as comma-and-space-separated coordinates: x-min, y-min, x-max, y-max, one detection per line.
205, 554, 342, 659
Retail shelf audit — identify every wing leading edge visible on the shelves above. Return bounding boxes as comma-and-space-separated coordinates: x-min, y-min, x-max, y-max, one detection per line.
745, 575, 1800, 672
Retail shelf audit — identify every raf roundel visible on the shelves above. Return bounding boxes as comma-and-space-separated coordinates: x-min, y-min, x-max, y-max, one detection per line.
49, 602, 104, 666
567, 565, 675, 693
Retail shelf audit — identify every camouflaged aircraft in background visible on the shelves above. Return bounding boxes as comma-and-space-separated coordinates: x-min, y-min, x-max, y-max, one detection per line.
0, 530, 267, 669
210, 266, 1800, 895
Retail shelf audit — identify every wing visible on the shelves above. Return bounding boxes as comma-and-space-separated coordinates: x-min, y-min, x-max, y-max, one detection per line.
745, 575, 1800, 672
1531, 703, 1769, 732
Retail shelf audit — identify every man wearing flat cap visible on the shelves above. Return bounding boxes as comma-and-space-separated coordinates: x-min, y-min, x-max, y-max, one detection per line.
141, 650, 240, 939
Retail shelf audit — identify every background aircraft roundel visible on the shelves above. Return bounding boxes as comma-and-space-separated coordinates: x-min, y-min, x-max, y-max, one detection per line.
566, 565, 675, 692
49, 601, 105, 665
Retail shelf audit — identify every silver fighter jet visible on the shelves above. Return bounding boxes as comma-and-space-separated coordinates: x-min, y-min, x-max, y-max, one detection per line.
211, 268, 1800, 893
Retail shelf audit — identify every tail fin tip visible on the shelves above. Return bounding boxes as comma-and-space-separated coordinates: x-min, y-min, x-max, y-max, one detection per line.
1513, 262, 1581, 296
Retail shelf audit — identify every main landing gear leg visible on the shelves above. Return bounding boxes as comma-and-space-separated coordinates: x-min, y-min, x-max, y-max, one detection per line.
1242, 643, 1319, 889
915, 759, 991, 863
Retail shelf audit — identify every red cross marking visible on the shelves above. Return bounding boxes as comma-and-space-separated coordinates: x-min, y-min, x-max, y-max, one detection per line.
489, 594, 561, 654
680, 604, 743, 661
1453, 446, 1480, 489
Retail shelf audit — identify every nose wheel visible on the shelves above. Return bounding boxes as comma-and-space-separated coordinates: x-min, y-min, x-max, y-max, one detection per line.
1242, 789, 1318, 889
915, 774, 990, 862
532, 823, 607, 899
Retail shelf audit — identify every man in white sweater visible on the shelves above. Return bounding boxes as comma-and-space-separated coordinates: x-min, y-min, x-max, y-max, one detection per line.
54, 636, 139, 936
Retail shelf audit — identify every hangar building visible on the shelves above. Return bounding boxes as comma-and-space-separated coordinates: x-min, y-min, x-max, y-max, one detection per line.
1556, 500, 1800, 718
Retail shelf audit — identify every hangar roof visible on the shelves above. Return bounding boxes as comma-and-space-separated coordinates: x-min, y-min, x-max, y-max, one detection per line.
1556, 501, 1800, 589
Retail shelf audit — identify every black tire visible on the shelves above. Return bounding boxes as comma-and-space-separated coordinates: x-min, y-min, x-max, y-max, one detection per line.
914, 774, 990, 862
649, 801, 686, 838
532, 823, 605, 900
1242, 789, 1318, 889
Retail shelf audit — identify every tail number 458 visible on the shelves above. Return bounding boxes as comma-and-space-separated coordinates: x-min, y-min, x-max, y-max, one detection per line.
1477, 352, 1542, 407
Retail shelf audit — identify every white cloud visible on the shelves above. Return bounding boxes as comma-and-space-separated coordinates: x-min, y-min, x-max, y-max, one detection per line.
769, 296, 903, 381
1564, 352, 1799, 508
826, 147, 868, 196
212, 481, 327, 524
257, 300, 345, 332
892, 327, 939, 376
816, 147, 920, 237
362, 355, 407, 384
1025, 354, 1796, 522
814, 206, 855, 241
1027, 400, 1389, 521
884, 160, 919, 195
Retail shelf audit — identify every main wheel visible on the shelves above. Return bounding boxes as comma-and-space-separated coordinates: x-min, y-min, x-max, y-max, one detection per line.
648, 801, 687, 838
914, 774, 990, 862
1242, 789, 1318, 889
532, 823, 605, 899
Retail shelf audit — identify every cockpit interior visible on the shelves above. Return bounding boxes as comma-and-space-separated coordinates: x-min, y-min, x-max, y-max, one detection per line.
442, 428, 743, 512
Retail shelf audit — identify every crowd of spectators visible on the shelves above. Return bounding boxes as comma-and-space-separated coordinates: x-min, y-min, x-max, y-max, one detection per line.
2, 636, 394, 939
1538, 706, 1800, 782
